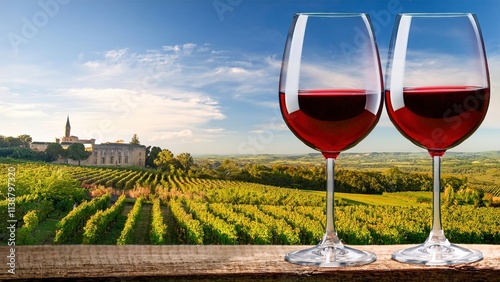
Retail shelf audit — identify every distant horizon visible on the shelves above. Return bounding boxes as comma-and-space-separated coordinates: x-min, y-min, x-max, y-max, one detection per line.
191, 150, 500, 157
4, 125, 499, 157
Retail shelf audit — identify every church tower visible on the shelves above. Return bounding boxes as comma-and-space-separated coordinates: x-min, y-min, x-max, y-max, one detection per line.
65, 116, 71, 138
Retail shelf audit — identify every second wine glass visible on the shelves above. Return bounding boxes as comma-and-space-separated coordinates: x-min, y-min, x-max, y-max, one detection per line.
386, 13, 489, 265
279, 13, 383, 267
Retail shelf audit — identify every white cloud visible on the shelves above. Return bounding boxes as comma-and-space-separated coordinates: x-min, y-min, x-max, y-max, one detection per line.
481, 53, 500, 128
0, 42, 266, 148
0, 63, 59, 87
248, 118, 288, 135
162, 45, 181, 52
182, 43, 197, 55
299, 63, 364, 90
0, 102, 48, 118
83, 61, 100, 69
75, 43, 278, 94
150, 129, 194, 141
203, 128, 226, 133
105, 48, 128, 60
49, 87, 225, 144
402, 52, 486, 87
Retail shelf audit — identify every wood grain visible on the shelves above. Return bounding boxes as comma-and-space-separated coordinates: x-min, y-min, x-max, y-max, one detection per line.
0, 245, 498, 281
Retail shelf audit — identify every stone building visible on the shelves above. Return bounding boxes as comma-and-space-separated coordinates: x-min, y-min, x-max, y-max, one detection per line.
30, 116, 146, 167
75, 142, 146, 167
30, 141, 53, 152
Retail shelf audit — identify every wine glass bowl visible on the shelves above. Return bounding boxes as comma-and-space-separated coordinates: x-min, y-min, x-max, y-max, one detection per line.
385, 13, 489, 265
280, 13, 383, 159
279, 13, 383, 267
386, 86, 489, 156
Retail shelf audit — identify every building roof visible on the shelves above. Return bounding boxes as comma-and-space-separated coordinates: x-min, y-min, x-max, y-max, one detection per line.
31, 141, 52, 145
96, 142, 146, 148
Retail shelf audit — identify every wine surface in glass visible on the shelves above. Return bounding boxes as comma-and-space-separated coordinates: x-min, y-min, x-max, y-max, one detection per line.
386, 86, 489, 155
279, 89, 380, 156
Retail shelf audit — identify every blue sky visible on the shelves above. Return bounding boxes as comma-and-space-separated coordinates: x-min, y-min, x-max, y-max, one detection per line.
1, 0, 500, 156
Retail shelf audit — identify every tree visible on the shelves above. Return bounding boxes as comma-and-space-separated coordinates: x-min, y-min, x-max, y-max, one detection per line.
17, 134, 32, 148
0, 147, 44, 161
443, 184, 455, 207
176, 152, 194, 173
5, 136, 23, 147
146, 146, 162, 168
0, 136, 9, 148
130, 134, 140, 145
66, 143, 91, 165
217, 159, 240, 179
44, 143, 64, 162
154, 149, 179, 173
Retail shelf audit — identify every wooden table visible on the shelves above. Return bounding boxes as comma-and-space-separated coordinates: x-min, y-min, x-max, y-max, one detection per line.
1, 245, 498, 281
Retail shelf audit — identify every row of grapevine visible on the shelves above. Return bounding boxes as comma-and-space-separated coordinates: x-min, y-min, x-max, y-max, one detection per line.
96, 169, 126, 187
17, 210, 41, 245
58, 199, 500, 246
168, 199, 204, 244
479, 185, 500, 197
117, 197, 144, 245
183, 198, 238, 244
444, 205, 500, 243
234, 204, 300, 244
124, 171, 145, 190
208, 203, 272, 244
71, 166, 164, 192
82, 195, 127, 244
150, 198, 167, 245
54, 194, 110, 244
0, 195, 54, 232
106, 170, 134, 189
69, 165, 330, 209
115, 171, 141, 190
165, 175, 179, 191
260, 204, 323, 245
80, 169, 116, 185
201, 182, 325, 207
18, 198, 55, 243
72, 167, 104, 182
136, 172, 153, 188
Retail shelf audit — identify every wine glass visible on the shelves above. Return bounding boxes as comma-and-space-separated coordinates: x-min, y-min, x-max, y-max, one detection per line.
279, 13, 383, 267
385, 13, 489, 265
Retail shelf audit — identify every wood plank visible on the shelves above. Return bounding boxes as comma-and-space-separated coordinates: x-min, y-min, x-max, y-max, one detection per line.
0, 245, 498, 281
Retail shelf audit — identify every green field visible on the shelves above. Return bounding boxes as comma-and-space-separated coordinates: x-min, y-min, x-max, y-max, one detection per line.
305, 191, 428, 206
1, 157, 499, 246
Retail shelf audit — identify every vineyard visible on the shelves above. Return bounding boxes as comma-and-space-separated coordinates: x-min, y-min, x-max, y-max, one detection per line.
1, 159, 499, 246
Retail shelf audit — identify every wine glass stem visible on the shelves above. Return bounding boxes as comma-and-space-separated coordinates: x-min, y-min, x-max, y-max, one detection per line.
326, 158, 335, 234
322, 157, 342, 246
427, 155, 449, 245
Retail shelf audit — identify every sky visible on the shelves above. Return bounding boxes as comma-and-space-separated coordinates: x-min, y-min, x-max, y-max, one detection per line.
1, 0, 500, 156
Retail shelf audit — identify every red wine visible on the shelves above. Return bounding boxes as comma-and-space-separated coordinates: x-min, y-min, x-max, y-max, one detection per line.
386, 86, 489, 156
280, 89, 381, 158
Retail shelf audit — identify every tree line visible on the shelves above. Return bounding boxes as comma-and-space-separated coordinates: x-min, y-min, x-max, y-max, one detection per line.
0, 134, 484, 196
0, 134, 91, 163
187, 159, 470, 195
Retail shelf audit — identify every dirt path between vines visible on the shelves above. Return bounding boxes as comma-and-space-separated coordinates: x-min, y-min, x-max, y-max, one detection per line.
132, 202, 152, 244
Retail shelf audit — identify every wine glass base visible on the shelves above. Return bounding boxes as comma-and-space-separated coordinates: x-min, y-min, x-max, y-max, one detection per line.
285, 244, 376, 267
392, 243, 483, 266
